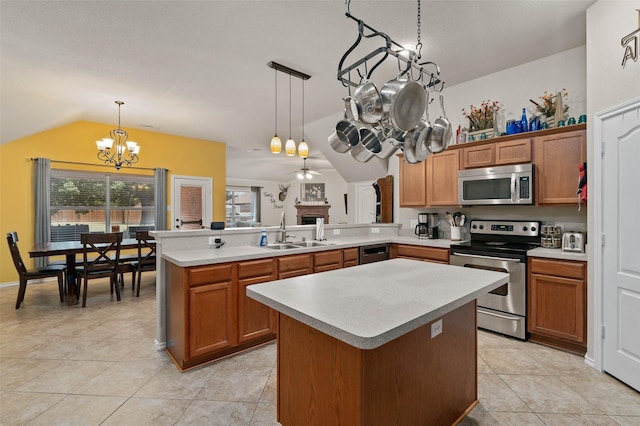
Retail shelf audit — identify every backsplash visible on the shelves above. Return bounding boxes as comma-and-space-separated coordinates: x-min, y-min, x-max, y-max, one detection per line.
399, 205, 587, 241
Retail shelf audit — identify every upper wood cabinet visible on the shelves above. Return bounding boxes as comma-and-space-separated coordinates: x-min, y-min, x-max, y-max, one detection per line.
426, 150, 460, 206
398, 154, 427, 207
461, 138, 532, 169
534, 129, 586, 204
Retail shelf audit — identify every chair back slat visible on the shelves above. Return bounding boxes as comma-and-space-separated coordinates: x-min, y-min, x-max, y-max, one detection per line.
6, 232, 27, 275
136, 231, 156, 267
80, 232, 122, 272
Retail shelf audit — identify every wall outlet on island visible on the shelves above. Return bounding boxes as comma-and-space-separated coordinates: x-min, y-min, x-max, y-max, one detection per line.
371, 227, 380, 234
411, 219, 418, 228
431, 319, 443, 338
333, 229, 341, 235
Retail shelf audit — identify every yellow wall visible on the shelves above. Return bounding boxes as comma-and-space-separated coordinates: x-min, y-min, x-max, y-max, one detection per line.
0, 121, 226, 283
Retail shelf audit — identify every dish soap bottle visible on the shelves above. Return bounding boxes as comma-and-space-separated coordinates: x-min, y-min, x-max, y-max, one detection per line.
259, 229, 268, 247
520, 108, 528, 133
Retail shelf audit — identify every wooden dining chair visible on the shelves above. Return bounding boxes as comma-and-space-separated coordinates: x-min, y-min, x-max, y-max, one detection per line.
77, 232, 122, 307
131, 230, 156, 297
6, 231, 66, 309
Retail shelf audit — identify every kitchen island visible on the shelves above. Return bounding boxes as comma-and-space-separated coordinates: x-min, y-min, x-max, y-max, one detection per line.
247, 258, 509, 426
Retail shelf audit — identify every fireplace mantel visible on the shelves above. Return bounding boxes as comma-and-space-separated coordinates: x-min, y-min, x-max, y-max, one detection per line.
295, 204, 330, 225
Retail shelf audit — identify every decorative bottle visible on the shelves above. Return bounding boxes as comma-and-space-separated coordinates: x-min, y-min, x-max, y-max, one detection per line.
259, 229, 268, 247
520, 108, 528, 133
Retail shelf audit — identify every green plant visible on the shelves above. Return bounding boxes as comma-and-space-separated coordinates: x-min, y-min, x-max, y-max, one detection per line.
462, 100, 501, 131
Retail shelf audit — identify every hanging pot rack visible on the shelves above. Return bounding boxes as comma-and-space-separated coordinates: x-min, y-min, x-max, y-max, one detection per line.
337, 12, 444, 92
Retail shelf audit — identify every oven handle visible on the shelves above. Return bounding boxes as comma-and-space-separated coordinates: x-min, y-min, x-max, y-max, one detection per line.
451, 253, 522, 263
477, 307, 523, 321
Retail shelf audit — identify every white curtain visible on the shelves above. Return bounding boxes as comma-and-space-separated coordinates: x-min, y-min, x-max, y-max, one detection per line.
33, 158, 50, 267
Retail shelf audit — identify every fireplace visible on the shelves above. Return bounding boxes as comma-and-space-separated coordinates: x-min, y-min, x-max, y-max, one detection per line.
295, 204, 330, 225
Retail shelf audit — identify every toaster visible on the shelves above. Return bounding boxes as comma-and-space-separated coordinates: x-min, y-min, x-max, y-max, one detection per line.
561, 232, 585, 253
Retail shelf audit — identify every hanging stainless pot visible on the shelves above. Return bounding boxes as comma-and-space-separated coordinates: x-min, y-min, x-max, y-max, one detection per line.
353, 81, 383, 124
350, 127, 382, 163
403, 120, 431, 164
429, 93, 452, 153
380, 79, 427, 131
373, 126, 403, 159
329, 119, 360, 153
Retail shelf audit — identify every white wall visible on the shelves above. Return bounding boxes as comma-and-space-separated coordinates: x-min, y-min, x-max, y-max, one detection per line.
586, 0, 640, 363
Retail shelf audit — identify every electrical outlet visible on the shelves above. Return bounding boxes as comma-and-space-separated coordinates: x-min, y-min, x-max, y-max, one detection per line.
410, 219, 418, 228
333, 229, 341, 235
208, 236, 216, 245
371, 227, 380, 234
431, 319, 443, 338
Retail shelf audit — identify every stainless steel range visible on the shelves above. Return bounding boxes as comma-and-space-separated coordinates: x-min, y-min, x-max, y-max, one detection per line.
449, 220, 541, 340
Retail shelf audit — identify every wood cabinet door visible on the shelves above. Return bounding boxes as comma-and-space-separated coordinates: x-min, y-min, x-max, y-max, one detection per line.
237, 258, 276, 343
534, 129, 586, 204
427, 150, 460, 206
314, 249, 343, 273
277, 253, 313, 279
343, 247, 359, 268
189, 280, 237, 358
495, 138, 532, 165
461, 144, 495, 169
398, 154, 427, 206
528, 272, 586, 345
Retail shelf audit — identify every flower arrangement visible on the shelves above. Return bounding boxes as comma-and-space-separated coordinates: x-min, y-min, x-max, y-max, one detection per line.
461, 100, 501, 131
530, 89, 569, 118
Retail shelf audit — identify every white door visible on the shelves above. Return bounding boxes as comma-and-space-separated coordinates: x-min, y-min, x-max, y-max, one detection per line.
171, 175, 212, 230
598, 98, 640, 391
355, 182, 377, 224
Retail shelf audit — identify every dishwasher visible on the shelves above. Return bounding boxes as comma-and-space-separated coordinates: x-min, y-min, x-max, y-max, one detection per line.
359, 243, 390, 264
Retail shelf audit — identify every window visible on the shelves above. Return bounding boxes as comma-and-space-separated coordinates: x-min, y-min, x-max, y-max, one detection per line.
226, 186, 260, 227
50, 169, 155, 241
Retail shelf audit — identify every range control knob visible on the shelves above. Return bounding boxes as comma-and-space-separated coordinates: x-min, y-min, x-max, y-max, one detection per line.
531, 226, 537, 232
472, 224, 478, 229
479, 225, 484, 230
522, 226, 528, 232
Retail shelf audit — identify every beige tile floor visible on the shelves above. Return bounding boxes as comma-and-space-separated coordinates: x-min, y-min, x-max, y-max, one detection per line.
1, 276, 639, 425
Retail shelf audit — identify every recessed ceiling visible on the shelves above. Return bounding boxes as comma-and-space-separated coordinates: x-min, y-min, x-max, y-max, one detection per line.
0, 0, 595, 182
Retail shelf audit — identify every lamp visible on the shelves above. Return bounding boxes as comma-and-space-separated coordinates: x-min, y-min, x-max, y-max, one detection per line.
298, 78, 309, 158
285, 73, 296, 156
267, 61, 311, 157
297, 158, 313, 180
96, 101, 140, 170
270, 69, 282, 154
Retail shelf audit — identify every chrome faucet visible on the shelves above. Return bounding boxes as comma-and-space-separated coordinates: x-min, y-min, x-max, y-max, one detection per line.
277, 211, 287, 243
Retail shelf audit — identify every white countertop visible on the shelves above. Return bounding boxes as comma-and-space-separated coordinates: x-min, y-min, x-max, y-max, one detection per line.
528, 247, 588, 262
247, 258, 509, 350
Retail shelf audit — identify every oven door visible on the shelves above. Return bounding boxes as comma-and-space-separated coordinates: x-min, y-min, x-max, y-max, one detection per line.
449, 253, 526, 316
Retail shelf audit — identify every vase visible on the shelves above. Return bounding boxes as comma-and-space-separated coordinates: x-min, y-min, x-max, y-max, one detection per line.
553, 92, 565, 127
544, 115, 555, 128
467, 128, 495, 141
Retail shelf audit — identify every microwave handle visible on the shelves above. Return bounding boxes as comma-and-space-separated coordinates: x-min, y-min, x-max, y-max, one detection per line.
511, 173, 517, 203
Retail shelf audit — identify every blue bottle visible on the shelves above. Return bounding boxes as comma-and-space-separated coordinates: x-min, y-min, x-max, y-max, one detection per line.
259, 229, 268, 247
521, 108, 528, 133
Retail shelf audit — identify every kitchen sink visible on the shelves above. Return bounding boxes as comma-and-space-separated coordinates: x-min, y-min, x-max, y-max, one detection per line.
259, 241, 335, 250
290, 241, 335, 248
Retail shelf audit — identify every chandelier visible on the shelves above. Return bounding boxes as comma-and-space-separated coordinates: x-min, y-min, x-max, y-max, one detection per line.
268, 61, 311, 157
96, 101, 140, 170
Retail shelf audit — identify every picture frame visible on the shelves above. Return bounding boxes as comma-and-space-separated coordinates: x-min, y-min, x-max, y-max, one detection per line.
301, 183, 325, 202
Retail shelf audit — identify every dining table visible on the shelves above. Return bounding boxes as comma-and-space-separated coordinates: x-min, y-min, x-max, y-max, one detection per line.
29, 239, 142, 306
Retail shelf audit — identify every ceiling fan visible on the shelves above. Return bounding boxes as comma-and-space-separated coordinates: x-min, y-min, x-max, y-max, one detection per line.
290, 157, 322, 180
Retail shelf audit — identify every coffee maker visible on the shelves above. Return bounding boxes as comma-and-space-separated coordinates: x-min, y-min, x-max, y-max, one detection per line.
415, 213, 439, 239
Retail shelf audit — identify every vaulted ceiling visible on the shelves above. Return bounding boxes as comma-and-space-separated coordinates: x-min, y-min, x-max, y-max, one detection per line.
1, 0, 595, 182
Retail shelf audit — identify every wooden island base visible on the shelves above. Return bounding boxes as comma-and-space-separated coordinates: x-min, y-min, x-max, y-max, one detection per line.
277, 301, 478, 426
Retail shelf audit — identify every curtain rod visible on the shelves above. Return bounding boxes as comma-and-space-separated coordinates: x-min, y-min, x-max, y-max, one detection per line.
30, 158, 166, 172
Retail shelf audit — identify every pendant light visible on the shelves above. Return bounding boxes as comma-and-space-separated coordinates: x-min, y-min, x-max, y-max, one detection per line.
285, 73, 296, 156
270, 69, 282, 154
298, 78, 309, 158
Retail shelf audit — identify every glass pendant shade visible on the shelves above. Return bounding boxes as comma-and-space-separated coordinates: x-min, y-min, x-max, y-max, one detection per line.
298, 140, 309, 158
270, 135, 282, 154
285, 138, 296, 156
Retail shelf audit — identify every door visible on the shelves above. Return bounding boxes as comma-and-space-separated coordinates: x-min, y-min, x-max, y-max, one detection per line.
171, 175, 212, 230
598, 97, 640, 391
355, 182, 377, 224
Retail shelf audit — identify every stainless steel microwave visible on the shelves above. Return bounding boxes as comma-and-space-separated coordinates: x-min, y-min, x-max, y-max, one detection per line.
458, 163, 534, 205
